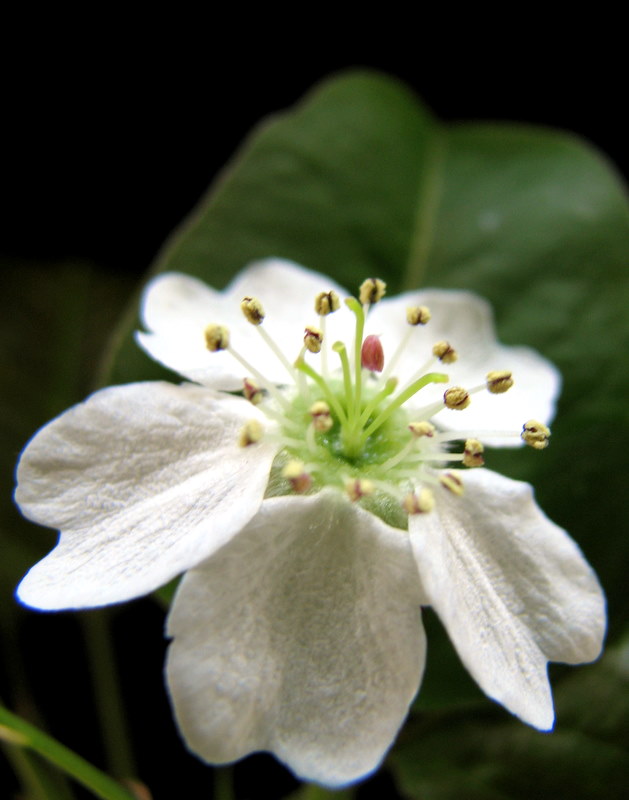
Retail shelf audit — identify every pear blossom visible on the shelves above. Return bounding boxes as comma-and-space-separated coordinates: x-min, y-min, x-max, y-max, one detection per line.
15, 259, 605, 787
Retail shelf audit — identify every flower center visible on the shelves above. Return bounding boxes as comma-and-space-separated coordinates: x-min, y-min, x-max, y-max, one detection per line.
205, 278, 549, 529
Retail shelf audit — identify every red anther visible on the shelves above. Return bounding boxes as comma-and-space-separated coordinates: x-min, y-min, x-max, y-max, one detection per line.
361, 335, 384, 372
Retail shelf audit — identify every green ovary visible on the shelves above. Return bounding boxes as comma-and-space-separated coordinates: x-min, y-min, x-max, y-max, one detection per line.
266, 382, 419, 530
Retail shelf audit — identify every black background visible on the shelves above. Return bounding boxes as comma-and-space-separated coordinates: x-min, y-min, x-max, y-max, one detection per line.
3, 34, 627, 277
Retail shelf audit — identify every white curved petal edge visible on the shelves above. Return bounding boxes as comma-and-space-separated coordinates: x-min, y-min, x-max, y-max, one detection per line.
16, 382, 277, 610
137, 258, 353, 390
409, 468, 606, 730
166, 490, 426, 787
368, 289, 561, 443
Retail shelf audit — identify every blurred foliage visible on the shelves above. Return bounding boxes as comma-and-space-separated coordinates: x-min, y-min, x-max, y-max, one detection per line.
1, 260, 136, 621
2, 71, 628, 797
390, 635, 629, 800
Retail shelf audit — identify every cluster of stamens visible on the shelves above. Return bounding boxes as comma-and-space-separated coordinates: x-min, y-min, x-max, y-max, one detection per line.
204, 277, 550, 526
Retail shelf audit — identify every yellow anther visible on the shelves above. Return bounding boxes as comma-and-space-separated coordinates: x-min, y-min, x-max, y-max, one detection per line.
463, 438, 485, 467
240, 296, 265, 325
282, 460, 312, 494
444, 387, 471, 410
440, 472, 465, 496
304, 326, 323, 353
403, 488, 435, 514
359, 278, 387, 305
487, 370, 514, 394
314, 290, 340, 316
243, 378, 263, 405
406, 305, 431, 326
433, 340, 458, 364
521, 419, 551, 449
409, 421, 436, 438
238, 419, 263, 447
204, 323, 230, 352
345, 478, 375, 502
309, 400, 333, 432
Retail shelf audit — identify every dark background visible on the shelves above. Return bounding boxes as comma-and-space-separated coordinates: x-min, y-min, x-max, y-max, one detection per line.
2, 31, 626, 800
3, 38, 627, 278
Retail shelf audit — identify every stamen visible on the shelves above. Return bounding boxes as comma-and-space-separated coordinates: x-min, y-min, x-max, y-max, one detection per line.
406, 305, 431, 326
486, 370, 514, 394
236, 295, 297, 380
314, 290, 340, 316
466, 371, 515, 397
463, 438, 485, 467
315, 290, 340, 378
224, 344, 291, 412
440, 472, 465, 495
255, 325, 297, 382
309, 401, 333, 432
433, 340, 458, 364
238, 419, 263, 447
521, 420, 551, 449
204, 323, 229, 352
444, 387, 471, 410
345, 478, 375, 502
304, 326, 323, 354
378, 435, 416, 472
409, 421, 436, 438
382, 306, 431, 380
359, 278, 386, 306
434, 429, 524, 445
361, 335, 384, 372
240, 296, 265, 325
419, 452, 466, 465
403, 488, 435, 514
243, 378, 263, 405
282, 460, 312, 494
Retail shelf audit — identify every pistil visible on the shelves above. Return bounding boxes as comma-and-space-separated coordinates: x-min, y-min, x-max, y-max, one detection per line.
362, 372, 448, 439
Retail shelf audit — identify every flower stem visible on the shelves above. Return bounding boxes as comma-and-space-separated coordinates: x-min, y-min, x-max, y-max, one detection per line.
293, 784, 354, 800
0, 703, 137, 800
82, 612, 136, 780
1, 740, 74, 800
213, 766, 235, 800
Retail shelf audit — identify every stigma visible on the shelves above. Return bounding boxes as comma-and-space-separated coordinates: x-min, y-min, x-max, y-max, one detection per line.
203, 279, 549, 528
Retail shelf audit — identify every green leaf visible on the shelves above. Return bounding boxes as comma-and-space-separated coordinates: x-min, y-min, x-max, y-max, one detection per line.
389, 636, 629, 800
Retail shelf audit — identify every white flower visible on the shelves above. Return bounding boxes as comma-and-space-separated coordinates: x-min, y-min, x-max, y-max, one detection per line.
15, 259, 605, 787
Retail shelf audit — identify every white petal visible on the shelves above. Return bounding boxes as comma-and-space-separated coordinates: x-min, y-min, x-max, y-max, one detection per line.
369, 290, 561, 443
16, 383, 277, 609
166, 490, 426, 787
138, 259, 351, 390
409, 469, 605, 730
